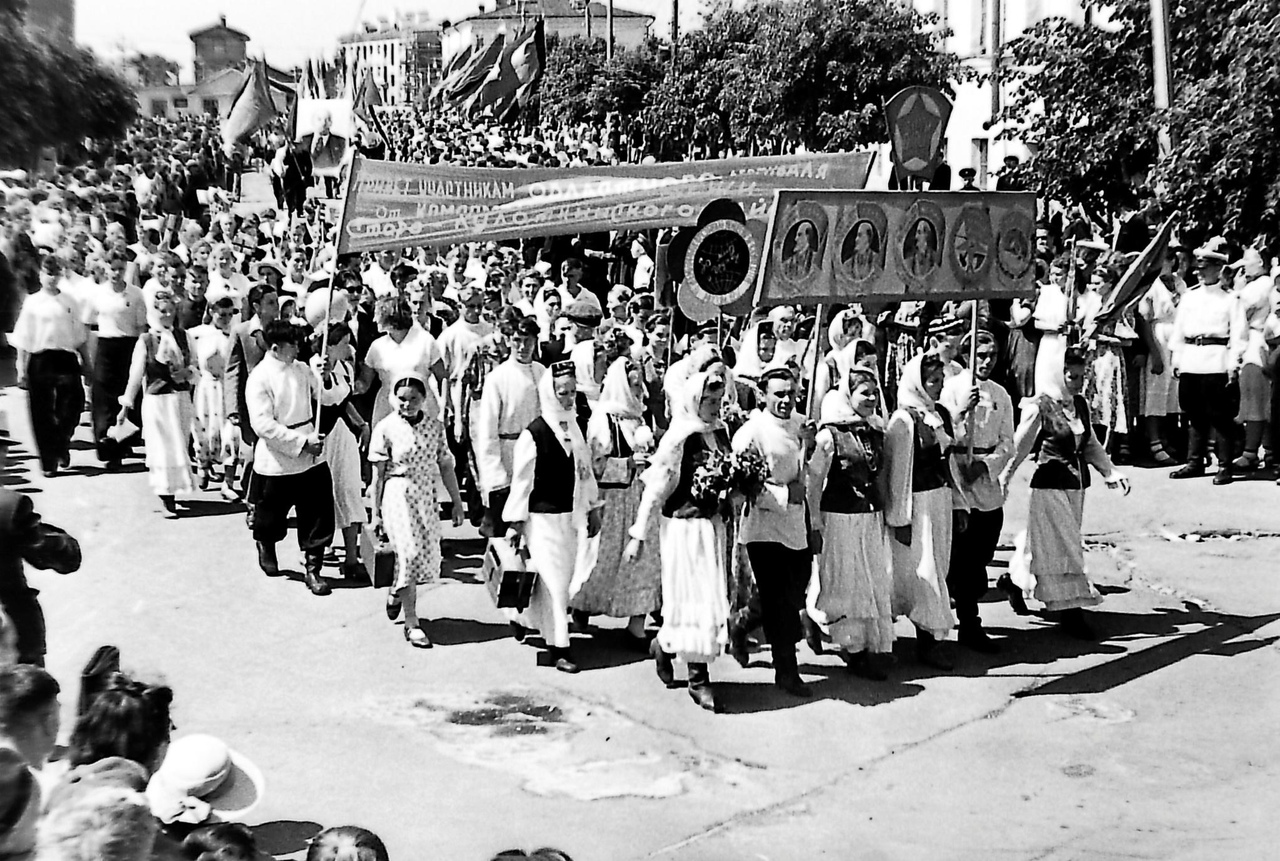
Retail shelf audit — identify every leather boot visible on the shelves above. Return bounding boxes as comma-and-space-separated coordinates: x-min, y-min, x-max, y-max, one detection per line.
303, 550, 332, 596
650, 637, 677, 688
687, 662, 720, 712
915, 629, 954, 671
799, 610, 824, 655
772, 645, 813, 698
551, 646, 580, 674
256, 541, 281, 576
957, 620, 1000, 654
1170, 459, 1205, 479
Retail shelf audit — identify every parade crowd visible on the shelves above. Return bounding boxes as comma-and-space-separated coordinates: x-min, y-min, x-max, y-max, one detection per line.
2, 106, 1278, 860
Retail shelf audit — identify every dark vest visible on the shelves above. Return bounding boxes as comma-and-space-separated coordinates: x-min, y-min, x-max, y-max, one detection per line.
143, 331, 193, 395
527, 417, 576, 514
1031, 395, 1093, 491
820, 422, 885, 514
910, 405, 953, 494
662, 427, 732, 519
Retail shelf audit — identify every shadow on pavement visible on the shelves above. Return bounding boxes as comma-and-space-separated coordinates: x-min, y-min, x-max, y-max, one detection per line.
442, 537, 485, 583
722, 663, 925, 714
423, 616, 512, 646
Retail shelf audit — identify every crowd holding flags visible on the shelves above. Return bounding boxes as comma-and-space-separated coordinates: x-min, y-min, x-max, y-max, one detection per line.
221, 60, 278, 153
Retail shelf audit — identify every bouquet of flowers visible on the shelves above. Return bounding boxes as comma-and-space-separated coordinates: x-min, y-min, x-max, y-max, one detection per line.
690, 450, 736, 508
730, 447, 771, 503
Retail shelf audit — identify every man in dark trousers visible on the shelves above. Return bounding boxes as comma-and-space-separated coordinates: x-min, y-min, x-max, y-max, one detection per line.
0, 422, 82, 666
224, 285, 280, 510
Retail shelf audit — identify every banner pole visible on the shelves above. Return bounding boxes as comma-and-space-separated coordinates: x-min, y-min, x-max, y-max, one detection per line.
806, 303, 825, 420
965, 299, 979, 459
314, 157, 360, 427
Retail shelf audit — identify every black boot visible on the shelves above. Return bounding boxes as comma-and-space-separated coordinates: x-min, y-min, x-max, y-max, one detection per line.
843, 650, 889, 681
1170, 459, 1205, 479
957, 620, 1000, 654
726, 617, 751, 668
915, 629, 954, 671
799, 610, 824, 655
569, 609, 591, 634
687, 662, 720, 712
256, 541, 281, 576
650, 637, 677, 688
996, 573, 1031, 616
303, 550, 332, 596
1059, 608, 1096, 640
772, 645, 813, 698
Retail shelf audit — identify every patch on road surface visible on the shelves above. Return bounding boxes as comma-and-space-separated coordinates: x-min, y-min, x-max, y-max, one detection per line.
1046, 697, 1135, 724
364, 688, 763, 801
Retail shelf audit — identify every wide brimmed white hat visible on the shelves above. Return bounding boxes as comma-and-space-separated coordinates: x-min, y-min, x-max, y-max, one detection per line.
146, 734, 264, 825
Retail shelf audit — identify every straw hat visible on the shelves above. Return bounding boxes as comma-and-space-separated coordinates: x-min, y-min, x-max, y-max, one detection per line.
146, 735, 264, 825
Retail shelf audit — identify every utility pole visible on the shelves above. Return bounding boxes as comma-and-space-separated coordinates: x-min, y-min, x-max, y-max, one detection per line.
671, 0, 679, 65
607, 0, 615, 60
1149, 0, 1175, 157
989, 0, 1002, 120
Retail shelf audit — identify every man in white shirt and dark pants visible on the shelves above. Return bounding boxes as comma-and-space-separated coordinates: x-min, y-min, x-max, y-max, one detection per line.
246, 320, 342, 595
731, 367, 815, 698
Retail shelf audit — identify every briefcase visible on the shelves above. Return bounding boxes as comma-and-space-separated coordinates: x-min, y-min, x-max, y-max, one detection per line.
360, 526, 395, 590
483, 538, 538, 611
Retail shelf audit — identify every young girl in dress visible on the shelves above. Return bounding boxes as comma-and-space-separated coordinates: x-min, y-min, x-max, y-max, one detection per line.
807, 364, 894, 680
369, 374, 465, 649
188, 296, 236, 490
1001, 347, 1131, 638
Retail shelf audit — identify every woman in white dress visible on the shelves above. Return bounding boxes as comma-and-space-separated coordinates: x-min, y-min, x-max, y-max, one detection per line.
807, 364, 894, 680
625, 370, 732, 712
206, 243, 250, 318
503, 364, 602, 674
885, 353, 958, 670
117, 292, 197, 516
311, 322, 369, 579
1136, 257, 1184, 464
1001, 348, 1131, 638
187, 296, 236, 490
369, 374, 465, 649
360, 298, 445, 428
571, 355, 660, 648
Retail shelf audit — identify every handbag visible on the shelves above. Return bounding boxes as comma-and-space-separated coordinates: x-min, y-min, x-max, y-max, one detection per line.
483, 537, 538, 610
597, 416, 635, 490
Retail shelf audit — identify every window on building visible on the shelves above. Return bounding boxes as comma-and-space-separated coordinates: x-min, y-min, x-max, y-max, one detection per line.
203, 99, 220, 117
972, 138, 989, 187
172, 97, 188, 109
150, 100, 168, 117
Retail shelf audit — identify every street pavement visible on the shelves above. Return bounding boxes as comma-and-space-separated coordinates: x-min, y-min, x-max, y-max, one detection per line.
3, 171, 1277, 860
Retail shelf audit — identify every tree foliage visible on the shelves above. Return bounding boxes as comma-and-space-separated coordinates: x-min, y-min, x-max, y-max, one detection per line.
1000, 0, 1280, 245
537, 34, 665, 126
0, 11, 137, 165
641, 0, 968, 157
126, 53, 180, 88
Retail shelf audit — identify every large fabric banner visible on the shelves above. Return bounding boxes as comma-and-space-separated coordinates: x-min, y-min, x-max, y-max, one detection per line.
335, 151, 875, 253
754, 190, 1038, 307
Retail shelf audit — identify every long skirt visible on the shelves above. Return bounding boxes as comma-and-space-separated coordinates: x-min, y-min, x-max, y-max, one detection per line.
1009, 488, 1102, 612
571, 482, 661, 617
383, 474, 441, 590
526, 511, 586, 650
92, 336, 138, 460
191, 372, 225, 470
889, 487, 955, 640
324, 420, 366, 530
1237, 364, 1271, 423
141, 390, 195, 497
816, 510, 895, 654
657, 515, 729, 664
1139, 324, 1179, 417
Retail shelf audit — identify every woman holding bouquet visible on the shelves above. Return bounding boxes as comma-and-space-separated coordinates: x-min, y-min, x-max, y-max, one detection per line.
625, 370, 732, 712
570, 355, 661, 649
885, 353, 959, 670
807, 364, 895, 680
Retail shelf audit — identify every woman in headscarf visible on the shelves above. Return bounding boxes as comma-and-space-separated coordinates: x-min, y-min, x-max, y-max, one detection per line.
369, 373, 465, 649
1000, 347, 1130, 639
807, 364, 895, 680
884, 352, 959, 669
625, 370, 732, 712
503, 363, 603, 674
311, 322, 369, 580
570, 355, 660, 649
117, 290, 197, 516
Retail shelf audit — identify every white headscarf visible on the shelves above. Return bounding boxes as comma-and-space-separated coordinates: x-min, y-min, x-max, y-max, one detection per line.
597, 356, 644, 420
896, 354, 945, 431
821, 363, 882, 429
538, 370, 591, 465
642, 370, 725, 491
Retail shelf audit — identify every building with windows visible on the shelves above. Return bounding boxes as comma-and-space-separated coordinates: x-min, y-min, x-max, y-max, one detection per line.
865, 0, 1097, 189
191, 16, 251, 84
337, 13, 444, 106
441, 0, 654, 67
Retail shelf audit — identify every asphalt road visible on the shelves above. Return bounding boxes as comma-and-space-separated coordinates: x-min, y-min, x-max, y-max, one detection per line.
3, 170, 1277, 860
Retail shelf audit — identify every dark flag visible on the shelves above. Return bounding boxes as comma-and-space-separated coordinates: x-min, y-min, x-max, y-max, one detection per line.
441, 35, 507, 108
221, 60, 277, 152
430, 43, 474, 106
462, 21, 546, 123
1085, 212, 1179, 339
353, 69, 392, 156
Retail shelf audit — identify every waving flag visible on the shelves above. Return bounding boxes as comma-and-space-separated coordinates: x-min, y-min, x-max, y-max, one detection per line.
429, 43, 474, 106
221, 61, 277, 153
441, 35, 506, 108
462, 21, 545, 123
1085, 212, 1179, 339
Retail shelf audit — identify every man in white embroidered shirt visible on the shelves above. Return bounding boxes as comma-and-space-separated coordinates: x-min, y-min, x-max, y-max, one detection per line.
246, 320, 343, 595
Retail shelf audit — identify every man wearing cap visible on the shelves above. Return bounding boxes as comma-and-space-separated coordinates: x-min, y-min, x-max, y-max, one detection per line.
0, 422, 81, 666
475, 316, 546, 539
245, 320, 343, 595
731, 366, 815, 697
1169, 237, 1245, 484
542, 298, 598, 367
941, 330, 1014, 652
958, 167, 979, 192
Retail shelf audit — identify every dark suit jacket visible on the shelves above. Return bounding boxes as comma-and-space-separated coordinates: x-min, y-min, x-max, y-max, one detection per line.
0, 488, 81, 663
224, 320, 269, 433
298, 133, 348, 174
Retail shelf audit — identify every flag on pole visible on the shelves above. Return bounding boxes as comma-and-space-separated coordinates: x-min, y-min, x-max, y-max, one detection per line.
221, 60, 278, 153
353, 69, 391, 154
304, 60, 320, 99
441, 35, 507, 108
430, 42, 475, 105
1085, 212, 1179, 339
462, 21, 546, 123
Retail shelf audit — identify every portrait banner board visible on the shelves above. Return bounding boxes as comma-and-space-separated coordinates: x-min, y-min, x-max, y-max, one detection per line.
754, 190, 1038, 307
335, 151, 875, 253
296, 98, 354, 177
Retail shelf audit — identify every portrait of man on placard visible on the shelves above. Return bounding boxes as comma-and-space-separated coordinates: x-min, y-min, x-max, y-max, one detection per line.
298, 109, 349, 175
903, 217, 939, 278
842, 219, 882, 281
781, 220, 820, 279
